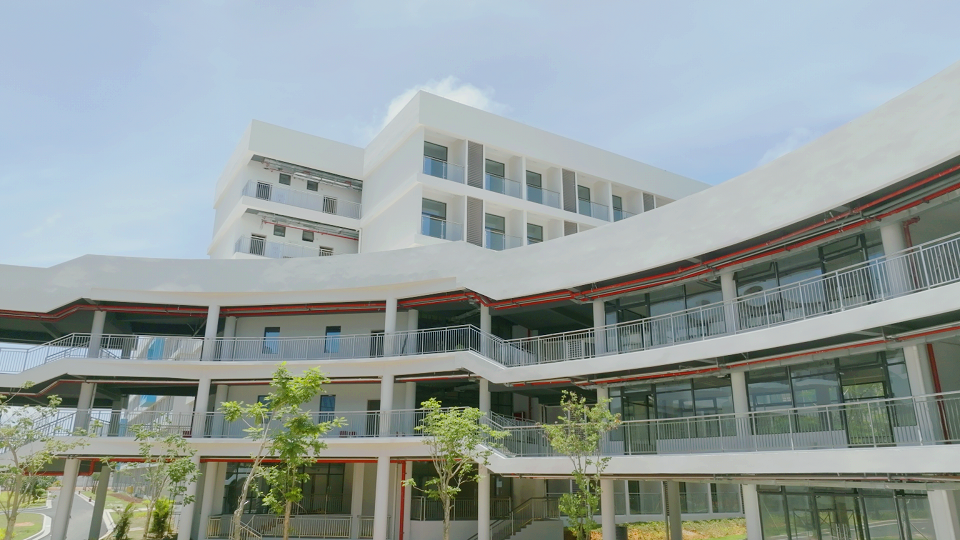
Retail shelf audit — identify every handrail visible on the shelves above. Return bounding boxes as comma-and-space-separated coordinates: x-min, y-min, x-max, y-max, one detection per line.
525, 184, 561, 209
244, 180, 362, 219
423, 156, 465, 183
235, 235, 336, 259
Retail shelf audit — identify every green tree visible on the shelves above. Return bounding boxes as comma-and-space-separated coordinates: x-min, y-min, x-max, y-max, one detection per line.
221, 364, 336, 540
131, 422, 199, 539
403, 398, 506, 540
542, 390, 620, 540
0, 388, 92, 540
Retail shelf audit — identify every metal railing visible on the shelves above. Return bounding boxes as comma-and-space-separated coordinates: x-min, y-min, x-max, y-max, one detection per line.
468, 497, 559, 540
578, 199, 610, 221
244, 181, 361, 219
235, 236, 335, 259
613, 208, 636, 221
208, 515, 350, 539
526, 184, 561, 209
201, 408, 431, 439
357, 516, 386, 539
485, 231, 524, 251
206, 517, 264, 540
421, 215, 464, 241
410, 497, 512, 521
484, 174, 522, 198
423, 156, 465, 183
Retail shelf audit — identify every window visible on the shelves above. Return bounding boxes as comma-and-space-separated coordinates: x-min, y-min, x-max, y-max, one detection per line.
422, 198, 447, 238
485, 159, 505, 177
486, 214, 506, 250
323, 196, 337, 214
279, 173, 291, 186
302, 231, 314, 242
262, 327, 280, 354
324, 326, 342, 354
490, 392, 512, 417
319, 395, 336, 422
273, 225, 286, 237
485, 214, 505, 233
527, 223, 543, 244
318, 246, 333, 256
424, 142, 448, 162
577, 185, 591, 201
526, 171, 542, 188
612, 195, 623, 210
249, 235, 266, 256
307, 180, 319, 191
422, 199, 446, 218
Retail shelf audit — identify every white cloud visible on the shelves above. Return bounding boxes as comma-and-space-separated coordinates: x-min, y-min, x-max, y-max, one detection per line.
370, 76, 509, 138
757, 127, 819, 166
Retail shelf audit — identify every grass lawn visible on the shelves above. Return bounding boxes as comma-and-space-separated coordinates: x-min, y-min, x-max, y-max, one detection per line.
80, 490, 145, 511
591, 518, 747, 540
0, 493, 46, 509
0, 511, 43, 540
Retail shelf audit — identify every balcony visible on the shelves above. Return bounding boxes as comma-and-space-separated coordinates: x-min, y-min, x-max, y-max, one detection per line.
422, 156, 465, 183
244, 181, 361, 219
578, 199, 610, 221
421, 215, 463, 241
235, 236, 334, 259
526, 184, 561, 209
484, 174, 522, 199
613, 208, 636, 221
485, 230, 523, 251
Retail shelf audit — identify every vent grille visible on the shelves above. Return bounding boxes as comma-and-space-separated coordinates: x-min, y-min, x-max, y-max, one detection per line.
564, 221, 578, 236
642, 193, 656, 212
466, 197, 484, 246
562, 169, 577, 212
467, 142, 484, 189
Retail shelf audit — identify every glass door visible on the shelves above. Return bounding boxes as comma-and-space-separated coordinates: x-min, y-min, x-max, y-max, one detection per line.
622, 388, 656, 454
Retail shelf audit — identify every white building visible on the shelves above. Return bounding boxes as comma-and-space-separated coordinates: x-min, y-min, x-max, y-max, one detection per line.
3, 61, 960, 540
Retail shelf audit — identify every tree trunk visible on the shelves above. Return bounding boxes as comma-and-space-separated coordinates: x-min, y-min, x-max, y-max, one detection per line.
233, 458, 261, 540
443, 495, 451, 540
144, 501, 155, 540
282, 501, 292, 540
5, 475, 21, 540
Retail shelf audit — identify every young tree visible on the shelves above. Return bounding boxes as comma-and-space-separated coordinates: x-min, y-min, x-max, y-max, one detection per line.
0, 390, 92, 540
403, 398, 506, 540
221, 364, 336, 540
542, 390, 621, 540
131, 423, 199, 539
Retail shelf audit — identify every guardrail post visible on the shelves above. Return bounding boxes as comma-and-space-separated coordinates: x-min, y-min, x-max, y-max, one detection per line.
87, 310, 107, 358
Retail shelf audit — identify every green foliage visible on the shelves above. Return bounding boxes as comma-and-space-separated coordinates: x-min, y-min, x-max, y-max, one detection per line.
221, 364, 336, 540
403, 398, 506, 540
0, 387, 92, 540
542, 390, 620, 540
149, 498, 174, 539
113, 502, 136, 540
131, 422, 198, 539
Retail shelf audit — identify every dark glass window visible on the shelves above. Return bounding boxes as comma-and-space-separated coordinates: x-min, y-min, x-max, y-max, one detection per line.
526, 171, 542, 187
577, 185, 591, 201
422, 199, 446, 219
324, 326, 342, 354
273, 225, 285, 237
527, 223, 543, 244
485, 159, 505, 177
262, 327, 280, 354
612, 195, 623, 211
302, 231, 314, 242
424, 142, 448, 162
307, 180, 319, 191
279, 173, 291, 185
485, 214, 505, 233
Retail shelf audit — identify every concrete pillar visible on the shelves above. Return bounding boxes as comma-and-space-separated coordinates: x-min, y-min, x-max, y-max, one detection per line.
600, 478, 616, 540
402, 461, 413, 539
665, 481, 682, 540
880, 221, 911, 296
87, 310, 107, 358
730, 371, 750, 440
198, 462, 220, 539
384, 298, 398, 356
741, 485, 763, 540
222, 316, 238, 360
109, 399, 123, 437
928, 489, 960, 540
479, 379, 491, 414
350, 464, 365, 536
88, 465, 111, 540
403, 382, 417, 435
207, 385, 228, 438
176, 454, 202, 540
380, 375, 395, 436
51, 458, 81, 540
592, 299, 607, 356
191, 378, 212, 438
903, 345, 936, 396
596, 386, 609, 402
75, 382, 96, 432
477, 466, 491, 540
880, 221, 907, 255
405, 309, 419, 354
201, 305, 220, 361
720, 270, 738, 333
480, 305, 491, 334
373, 456, 391, 540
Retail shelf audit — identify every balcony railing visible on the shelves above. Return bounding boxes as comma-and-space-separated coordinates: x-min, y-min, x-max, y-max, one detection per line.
613, 208, 635, 221
411, 497, 512, 521
208, 514, 374, 540
423, 156, 465, 183
526, 184, 561, 209
485, 230, 524, 251
244, 181, 361, 219
484, 174, 522, 198
421, 215, 463, 241
235, 236, 334, 259
578, 199, 610, 221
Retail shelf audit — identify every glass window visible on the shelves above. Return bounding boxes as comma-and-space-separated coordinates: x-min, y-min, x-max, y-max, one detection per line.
656, 381, 694, 419
526, 171, 542, 187
279, 173, 291, 185
424, 142, 448, 162
262, 327, 280, 354
324, 326, 341, 354
759, 491, 789, 540
527, 223, 543, 244
273, 225, 285, 237
612, 195, 623, 211
422, 199, 446, 219
307, 180, 319, 191
747, 367, 792, 411
485, 214, 505, 233
485, 159, 505, 177
862, 495, 900, 540
319, 395, 336, 423
577, 185, 591, 201
900, 496, 935, 540
302, 231, 314, 242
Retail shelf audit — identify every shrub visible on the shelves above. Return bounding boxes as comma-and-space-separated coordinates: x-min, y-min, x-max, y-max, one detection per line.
113, 503, 135, 540
150, 498, 174, 539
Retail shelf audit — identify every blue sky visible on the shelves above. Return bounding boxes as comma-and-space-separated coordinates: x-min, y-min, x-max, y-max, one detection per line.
2, 1, 959, 267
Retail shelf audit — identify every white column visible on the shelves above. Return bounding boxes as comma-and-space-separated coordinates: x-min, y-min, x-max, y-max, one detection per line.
351, 464, 365, 537
51, 458, 81, 540
741, 484, 763, 540
622, 480, 632, 519
176, 454, 202, 540
479, 379, 491, 414
208, 385, 228, 438
201, 305, 220, 361
665, 481, 682, 540
75, 382, 96, 431
720, 270, 738, 333
191, 378, 212, 438
404, 382, 417, 410
880, 221, 910, 296
222, 316, 237, 360
198, 462, 220, 539
600, 478, 616, 540
730, 371, 750, 439
903, 345, 935, 396
384, 298, 398, 356
477, 466, 491, 540
480, 305, 492, 357
373, 456, 391, 540
880, 221, 907, 254
928, 489, 960, 540
88, 465, 111, 540
592, 300, 607, 355
596, 386, 609, 402
402, 462, 413, 540
380, 375, 395, 436
87, 310, 107, 358
405, 309, 418, 354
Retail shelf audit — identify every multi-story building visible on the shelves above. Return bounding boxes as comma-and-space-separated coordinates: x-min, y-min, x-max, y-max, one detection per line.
2, 61, 960, 540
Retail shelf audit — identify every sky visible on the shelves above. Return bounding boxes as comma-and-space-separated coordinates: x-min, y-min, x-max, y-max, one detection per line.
1, 1, 959, 267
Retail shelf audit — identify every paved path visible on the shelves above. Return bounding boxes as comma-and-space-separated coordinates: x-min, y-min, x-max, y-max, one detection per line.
31, 491, 106, 540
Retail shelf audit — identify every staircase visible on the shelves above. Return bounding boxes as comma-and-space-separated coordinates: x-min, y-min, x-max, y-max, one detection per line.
467, 497, 560, 540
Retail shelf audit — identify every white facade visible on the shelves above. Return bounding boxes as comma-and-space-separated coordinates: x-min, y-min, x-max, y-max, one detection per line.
4, 62, 960, 540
